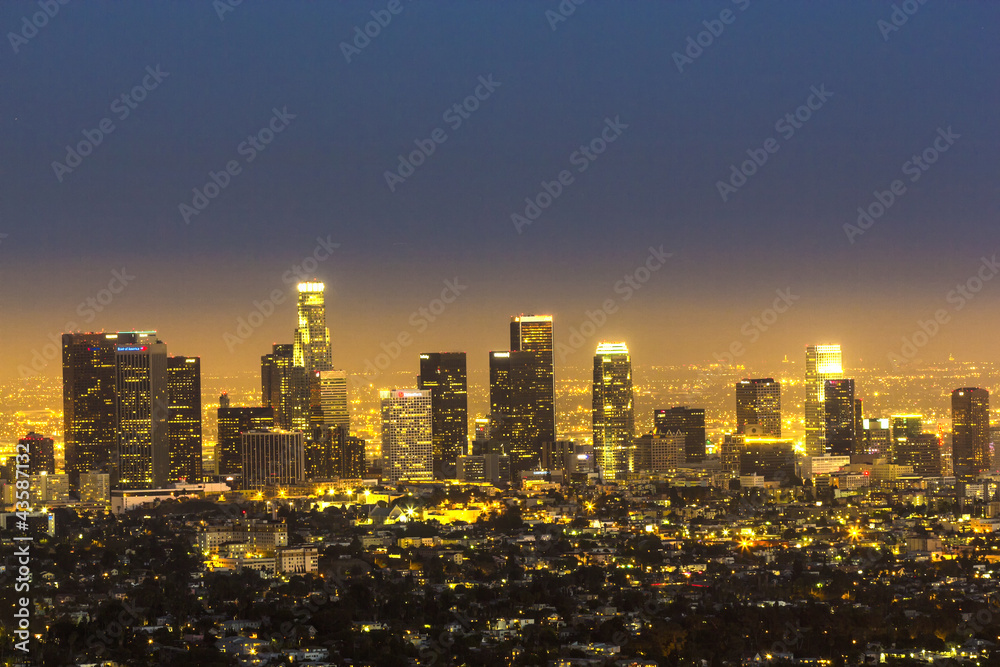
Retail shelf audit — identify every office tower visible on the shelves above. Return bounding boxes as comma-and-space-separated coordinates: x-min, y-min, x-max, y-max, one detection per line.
29, 473, 70, 505
633, 432, 685, 473
219, 392, 230, 409
63, 332, 118, 483
824, 379, 859, 456
592, 342, 635, 480
456, 453, 511, 485
721, 432, 744, 474
381, 389, 433, 483
739, 440, 795, 483
540, 440, 593, 475
217, 407, 274, 478
318, 369, 350, 430
861, 418, 892, 457
474, 418, 490, 441
304, 426, 335, 479
261, 344, 309, 431
18, 433, 55, 474
489, 315, 555, 475
114, 334, 169, 489
418, 352, 469, 469
804, 344, 843, 457
79, 471, 110, 505
654, 407, 705, 462
241, 430, 305, 490
293, 282, 334, 374
488, 350, 536, 474
891, 414, 923, 463
334, 430, 366, 479
953, 388, 990, 475
167, 356, 202, 483
895, 433, 941, 477
735, 378, 781, 436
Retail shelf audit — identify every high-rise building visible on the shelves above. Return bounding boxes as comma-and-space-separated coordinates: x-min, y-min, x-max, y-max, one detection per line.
805, 344, 843, 457
739, 437, 796, 483
261, 344, 309, 431
654, 407, 705, 462
824, 379, 859, 456
79, 471, 110, 505
896, 433, 941, 477
334, 429, 366, 479
418, 352, 469, 469
592, 342, 635, 480
890, 414, 922, 463
241, 430, 305, 490
489, 315, 555, 475
217, 407, 274, 479
735, 378, 781, 436
167, 356, 202, 483
18, 433, 55, 475
293, 282, 333, 375
381, 389, 433, 483
318, 369, 350, 431
114, 334, 169, 489
861, 418, 892, 458
953, 388, 990, 475
63, 332, 118, 484
633, 432, 685, 473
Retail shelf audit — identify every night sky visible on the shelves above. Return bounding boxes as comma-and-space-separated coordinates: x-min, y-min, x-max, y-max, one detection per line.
2, 1, 999, 384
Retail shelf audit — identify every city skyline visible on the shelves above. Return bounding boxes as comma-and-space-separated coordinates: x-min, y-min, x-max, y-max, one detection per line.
3, 2, 1000, 384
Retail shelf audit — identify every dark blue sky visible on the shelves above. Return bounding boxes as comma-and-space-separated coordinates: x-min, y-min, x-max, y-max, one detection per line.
2, 1, 999, 383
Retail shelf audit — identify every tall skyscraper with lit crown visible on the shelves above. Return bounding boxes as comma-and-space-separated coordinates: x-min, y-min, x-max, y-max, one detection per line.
805, 344, 843, 457
293, 281, 333, 374
592, 342, 635, 480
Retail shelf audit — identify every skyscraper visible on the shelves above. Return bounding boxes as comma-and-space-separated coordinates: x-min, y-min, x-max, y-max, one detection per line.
217, 406, 274, 478
18, 433, 55, 475
381, 389, 433, 483
114, 333, 169, 489
418, 352, 469, 470
735, 378, 781, 436
953, 388, 990, 475
592, 342, 635, 480
824, 379, 859, 456
891, 414, 923, 463
318, 369, 350, 431
167, 356, 202, 483
896, 433, 942, 477
489, 315, 556, 475
654, 407, 705, 462
861, 418, 892, 457
261, 343, 309, 431
805, 344, 843, 457
63, 332, 118, 484
293, 282, 333, 375
241, 430, 305, 490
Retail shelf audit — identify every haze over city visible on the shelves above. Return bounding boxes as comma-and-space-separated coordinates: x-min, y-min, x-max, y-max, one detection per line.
2, 1, 1000, 385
